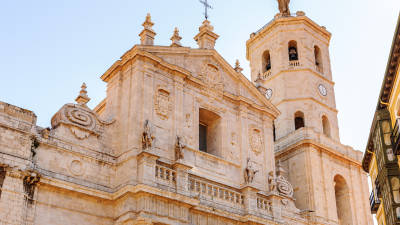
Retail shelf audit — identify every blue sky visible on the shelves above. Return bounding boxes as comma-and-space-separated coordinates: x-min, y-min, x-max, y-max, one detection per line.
0, 0, 399, 156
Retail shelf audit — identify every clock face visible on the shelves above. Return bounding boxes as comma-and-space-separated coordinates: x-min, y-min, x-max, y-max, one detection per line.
266, 89, 273, 100
318, 84, 327, 96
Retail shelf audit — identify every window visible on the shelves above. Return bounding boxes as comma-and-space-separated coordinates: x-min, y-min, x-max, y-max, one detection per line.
294, 111, 305, 130
314, 45, 323, 72
199, 123, 207, 152
322, 115, 331, 137
199, 108, 221, 156
288, 40, 298, 61
263, 50, 272, 72
0, 167, 5, 199
334, 175, 353, 225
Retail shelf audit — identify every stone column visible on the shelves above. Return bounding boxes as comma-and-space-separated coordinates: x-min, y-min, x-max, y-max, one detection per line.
241, 186, 259, 215
0, 168, 25, 225
137, 151, 159, 186
173, 161, 192, 196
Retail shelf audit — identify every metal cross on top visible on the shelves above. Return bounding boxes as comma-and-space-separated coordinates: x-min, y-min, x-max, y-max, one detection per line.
199, 0, 213, 20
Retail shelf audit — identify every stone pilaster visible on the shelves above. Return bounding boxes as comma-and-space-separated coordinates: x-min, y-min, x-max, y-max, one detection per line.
173, 161, 192, 196
0, 168, 40, 225
137, 151, 158, 186
241, 186, 259, 215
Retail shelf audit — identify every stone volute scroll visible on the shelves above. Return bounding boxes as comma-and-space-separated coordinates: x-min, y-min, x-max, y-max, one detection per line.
142, 120, 155, 150
51, 83, 114, 140
244, 158, 258, 184
275, 161, 294, 198
175, 136, 186, 161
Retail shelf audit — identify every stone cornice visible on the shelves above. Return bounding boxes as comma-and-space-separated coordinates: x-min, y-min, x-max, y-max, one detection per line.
275, 128, 362, 166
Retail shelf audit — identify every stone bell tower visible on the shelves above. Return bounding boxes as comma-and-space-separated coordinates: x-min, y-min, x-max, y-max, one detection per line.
247, 11, 339, 142
246, 5, 373, 225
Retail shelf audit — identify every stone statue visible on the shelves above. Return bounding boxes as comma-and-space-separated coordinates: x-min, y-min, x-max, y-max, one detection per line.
277, 0, 291, 15
142, 120, 155, 150
244, 158, 258, 184
175, 136, 185, 160
268, 171, 277, 192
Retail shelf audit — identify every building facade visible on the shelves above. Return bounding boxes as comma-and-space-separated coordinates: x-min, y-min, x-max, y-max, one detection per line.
362, 14, 400, 225
0, 6, 372, 225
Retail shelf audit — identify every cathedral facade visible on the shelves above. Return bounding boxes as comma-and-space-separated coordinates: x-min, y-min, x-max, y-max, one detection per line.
0, 7, 372, 225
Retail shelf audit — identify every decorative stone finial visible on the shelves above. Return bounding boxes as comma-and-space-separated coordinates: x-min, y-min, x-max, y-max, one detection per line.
194, 20, 219, 49
234, 59, 243, 73
170, 27, 182, 47
139, 13, 156, 45
75, 83, 90, 106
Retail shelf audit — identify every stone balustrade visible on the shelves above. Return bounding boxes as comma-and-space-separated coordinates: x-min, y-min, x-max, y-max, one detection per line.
289, 60, 300, 68
257, 196, 272, 213
189, 177, 244, 208
262, 70, 272, 80
155, 164, 176, 187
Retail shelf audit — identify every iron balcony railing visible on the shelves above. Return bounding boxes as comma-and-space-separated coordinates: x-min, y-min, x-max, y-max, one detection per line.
370, 190, 381, 214
391, 118, 400, 155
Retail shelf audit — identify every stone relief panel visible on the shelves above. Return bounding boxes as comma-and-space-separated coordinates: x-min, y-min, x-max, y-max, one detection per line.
249, 126, 263, 156
154, 86, 172, 120
199, 61, 224, 91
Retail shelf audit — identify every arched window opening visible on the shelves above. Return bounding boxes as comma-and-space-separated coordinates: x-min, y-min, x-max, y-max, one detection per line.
322, 115, 331, 137
314, 45, 323, 72
199, 108, 221, 157
334, 175, 353, 225
294, 111, 305, 130
288, 41, 299, 61
263, 50, 272, 72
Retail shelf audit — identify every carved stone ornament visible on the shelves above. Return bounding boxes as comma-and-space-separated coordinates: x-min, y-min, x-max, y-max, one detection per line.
249, 128, 263, 155
175, 136, 186, 161
268, 171, 277, 192
275, 161, 294, 198
199, 62, 224, 90
142, 120, 155, 150
276, 175, 294, 198
244, 158, 258, 184
51, 104, 113, 140
155, 88, 172, 120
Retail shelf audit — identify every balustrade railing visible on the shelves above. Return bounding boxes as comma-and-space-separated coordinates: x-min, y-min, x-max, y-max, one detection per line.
257, 197, 272, 212
289, 60, 300, 68
189, 177, 244, 207
261, 70, 272, 80
155, 164, 176, 187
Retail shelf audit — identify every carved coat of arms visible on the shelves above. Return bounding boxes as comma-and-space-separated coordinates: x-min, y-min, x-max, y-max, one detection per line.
199, 63, 223, 90
250, 128, 263, 155
155, 88, 172, 119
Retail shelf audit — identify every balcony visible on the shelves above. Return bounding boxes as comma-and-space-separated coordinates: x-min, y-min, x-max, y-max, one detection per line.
261, 70, 272, 80
288, 60, 300, 69
370, 191, 381, 214
391, 118, 400, 155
